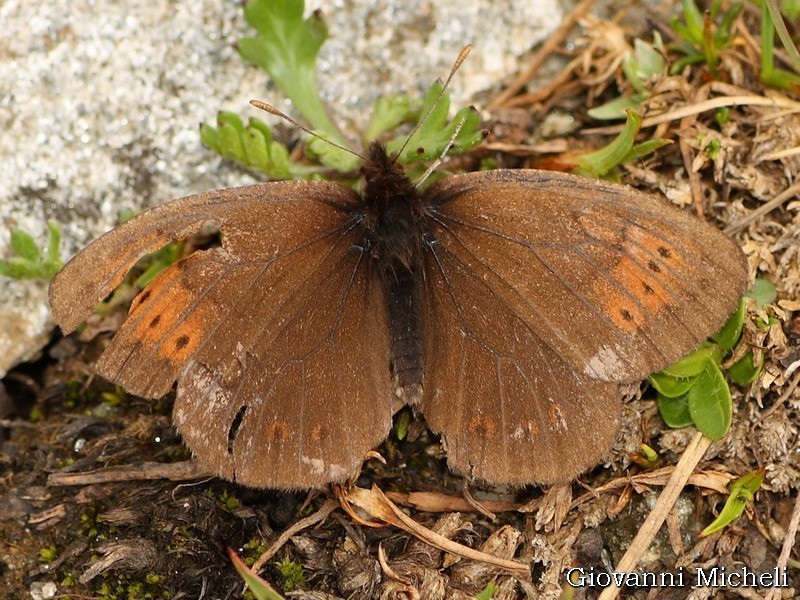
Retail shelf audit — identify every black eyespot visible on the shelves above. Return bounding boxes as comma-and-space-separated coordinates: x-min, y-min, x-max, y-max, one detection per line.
642, 282, 654, 294
620, 309, 634, 322
648, 261, 661, 273
175, 335, 190, 350
149, 315, 161, 328
657, 246, 672, 259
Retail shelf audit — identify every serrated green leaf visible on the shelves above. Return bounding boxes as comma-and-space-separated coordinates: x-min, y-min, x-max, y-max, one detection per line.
45, 221, 62, 267
712, 299, 745, 351
0, 257, 39, 279
248, 118, 274, 145
385, 82, 483, 164
219, 111, 245, 133
10, 229, 40, 262
267, 142, 293, 179
1, 222, 63, 281
243, 127, 270, 167
218, 121, 247, 163
650, 371, 701, 397
728, 350, 762, 386
687, 362, 731, 440
658, 392, 694, 428
239, 0, 342, 143
365, 94, 416, 142
700, 469, 763, 537
307, 133, 360, 172
200, 123, 221, 153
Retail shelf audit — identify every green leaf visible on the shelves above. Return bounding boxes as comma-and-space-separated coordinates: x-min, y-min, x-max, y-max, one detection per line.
385, 82, 484, 164
711, 299, 745, 351
218, 117, 247, 163
239, 0, 342, 143
670, 0, 742, 76
0, 257, 40, 279
394, 408, 412, 441
746, 278, 777, 307
229, 549, 285, 600
650, 371, 701, 398
1, 222, 64, 281
307, 133, 361, 172
687, 362, 732, 440
45, 221, 63, 273
587, 95, 644, 121
573, 110, 643, 177
658, 392, 694, 428
242, 127, 270, 168
10, 229, 40, 261
658, 342, 721, 378
630, 443, 660, 469
728, 350, 762, 386
133, 242, 184, 289
365, 94, 416, 142
475, 582, 497, 600
202, 113, 299, 179
622, 139, 674, 163
700, 469, 764, 537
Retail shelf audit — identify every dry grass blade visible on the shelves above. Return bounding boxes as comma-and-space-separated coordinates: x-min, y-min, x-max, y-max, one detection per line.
583, 94, 800, 135
346, 485, 529, 575
487, 0, 597, 109
384, 490, 524, 513
598, 432, 712, 600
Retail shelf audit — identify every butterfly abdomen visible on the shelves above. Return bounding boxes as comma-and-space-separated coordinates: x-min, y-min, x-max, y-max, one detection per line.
360, 142, 427, 405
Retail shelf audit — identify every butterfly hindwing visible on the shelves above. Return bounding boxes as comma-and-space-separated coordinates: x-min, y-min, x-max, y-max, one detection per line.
420, 237, 621, 484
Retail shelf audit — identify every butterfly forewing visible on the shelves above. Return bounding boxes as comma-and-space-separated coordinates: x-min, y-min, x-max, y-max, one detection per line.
49, 182, 395, 489
423, 169, 749, 384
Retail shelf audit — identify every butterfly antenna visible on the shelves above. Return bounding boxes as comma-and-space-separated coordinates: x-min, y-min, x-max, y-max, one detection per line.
393, 44, 473, 165
414, 115, 467, 189
249, 100, 366, 161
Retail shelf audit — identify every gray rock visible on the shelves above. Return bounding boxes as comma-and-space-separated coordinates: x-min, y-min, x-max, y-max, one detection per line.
0, 0, 562, 376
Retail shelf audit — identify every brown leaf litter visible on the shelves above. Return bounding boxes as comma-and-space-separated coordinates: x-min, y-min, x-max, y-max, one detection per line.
3, 0, 800, 598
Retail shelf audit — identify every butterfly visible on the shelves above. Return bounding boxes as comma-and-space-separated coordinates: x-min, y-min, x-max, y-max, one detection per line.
48, 55, 748, 489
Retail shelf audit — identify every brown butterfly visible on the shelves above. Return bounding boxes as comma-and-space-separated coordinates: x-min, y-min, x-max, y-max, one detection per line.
48, 80, 748, 491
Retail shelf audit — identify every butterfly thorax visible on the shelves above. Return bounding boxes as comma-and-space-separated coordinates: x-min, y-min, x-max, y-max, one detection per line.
360, 141, 425, 405
360, 141, 425, 271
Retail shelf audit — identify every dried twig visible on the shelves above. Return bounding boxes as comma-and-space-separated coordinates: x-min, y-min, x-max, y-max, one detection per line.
252, 498, 339, 573
347, 485, 529, 574
765, 490, 800, 600
752, 369, 800, 427
47, 460, 213, 486
725, 182, 800, 234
